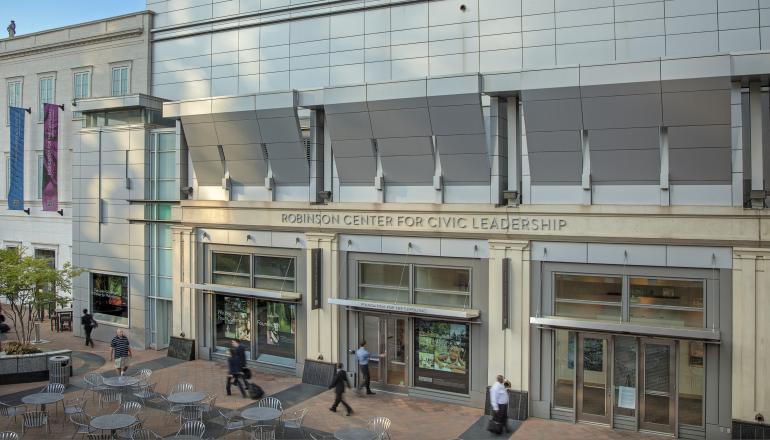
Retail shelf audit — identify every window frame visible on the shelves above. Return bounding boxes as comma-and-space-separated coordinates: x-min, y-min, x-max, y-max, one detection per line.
149, 131, 177, 201
90, 271, 130, 327
356, 260, 473, 309
6, 78, 23, 126
37, 74, 55, 122
72, 68, 92, 120
110, 63, 131, 97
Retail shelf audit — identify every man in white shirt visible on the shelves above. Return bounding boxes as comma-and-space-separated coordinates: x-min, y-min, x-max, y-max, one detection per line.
489, 374, 509, 434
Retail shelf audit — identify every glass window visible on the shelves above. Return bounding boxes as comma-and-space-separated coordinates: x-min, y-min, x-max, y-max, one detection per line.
679, 340, 704, 426
91, 273, 129, 325
73, 72, 90, 119
256, 300, 296, 364
38, 77, 54, 121
414, 266, 470, 308
613, 336, 637, 417
212, 253, 250, 287
107, 109, 142, 126
150, 132, 176, 201
149, 224, 172, 299
553, 329, 575, 409
253, 256, 295, 291
629, 278, 704, 328
414, 319, 469, 394
359, 263, 409, 303
215, 295, 251, 358
111, 67, 129, 96
554, 274, 622, 321
7, 81, 22, 125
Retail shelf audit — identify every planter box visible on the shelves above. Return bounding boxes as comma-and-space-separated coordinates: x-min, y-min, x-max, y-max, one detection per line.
0, 349, 72, 385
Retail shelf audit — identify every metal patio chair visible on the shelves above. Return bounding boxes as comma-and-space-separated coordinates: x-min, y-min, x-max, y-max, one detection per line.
21, 411, 49, 437
217, 409, 247, 438
169, 383, 193, 394
367, 416, 392, 440
199, 394, 216, 420
113, 401, 142, 418
0, 432, 19, 440
97, 387, 122, 408
281, 408, 307, 439
179, 405, 203, 424
86, 434, 113, 440
130, 428, 162, 440
40, 383, 65, 394
175, 421, 205, 438
64, 395, 87, 418
69, 412, 96, 439
257, 397, 283, 412
0, 402, 25, 428
84, 373, 108, 401
131, 383, 158, 405
249, 425, 276, 440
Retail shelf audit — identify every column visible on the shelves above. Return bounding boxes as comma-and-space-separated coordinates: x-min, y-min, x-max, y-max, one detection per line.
749, 82, 765, 208
305, 232, 339, 362
507, 97, 521, 202
487, 240, 530, 392
489, 96, 507, 204
732, 248, 770, 424
171, 225, 197, 340
309, 109, 325, 203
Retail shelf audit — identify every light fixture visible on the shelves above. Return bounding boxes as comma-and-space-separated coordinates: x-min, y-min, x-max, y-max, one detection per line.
502, 190, 519, 205
57, 209, 64, 216
23, 208, 30, 215
318, 190, 332, 201
71, 98, 77, 108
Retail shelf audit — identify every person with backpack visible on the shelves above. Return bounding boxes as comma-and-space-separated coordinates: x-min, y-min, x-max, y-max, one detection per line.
81, 309, 96, 348
226, 346, 247, 397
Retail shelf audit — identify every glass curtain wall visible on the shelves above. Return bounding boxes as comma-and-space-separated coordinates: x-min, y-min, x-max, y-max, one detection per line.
147, 131, 176, 349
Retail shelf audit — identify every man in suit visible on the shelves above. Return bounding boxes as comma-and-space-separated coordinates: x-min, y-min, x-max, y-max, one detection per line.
329, 363, 353, 416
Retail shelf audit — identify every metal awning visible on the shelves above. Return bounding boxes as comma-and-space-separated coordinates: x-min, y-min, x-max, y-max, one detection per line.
181, 282, 301, 302
328, 298, 480, 321
529, 316, 721, 342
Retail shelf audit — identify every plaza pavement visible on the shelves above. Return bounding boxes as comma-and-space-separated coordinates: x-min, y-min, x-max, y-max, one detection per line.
0, 323, 662, 439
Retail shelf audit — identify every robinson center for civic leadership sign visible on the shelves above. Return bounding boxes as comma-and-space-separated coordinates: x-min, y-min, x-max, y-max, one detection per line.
280, 212, 567, 232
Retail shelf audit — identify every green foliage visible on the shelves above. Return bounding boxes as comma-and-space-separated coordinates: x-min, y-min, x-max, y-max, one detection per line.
3, 342, 41, 355
0, 247, 83, 346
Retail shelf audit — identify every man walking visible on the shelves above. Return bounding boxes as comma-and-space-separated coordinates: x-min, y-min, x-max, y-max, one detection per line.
80, 309, 96, 348
110, 329, 132, 376
488, 374, 509, 435
329, 363, 353, 416
226, 347, 247, 397
356, 340, 375, 395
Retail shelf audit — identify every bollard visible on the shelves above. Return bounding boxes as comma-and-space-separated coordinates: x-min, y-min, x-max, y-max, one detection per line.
33, 322, 41, 343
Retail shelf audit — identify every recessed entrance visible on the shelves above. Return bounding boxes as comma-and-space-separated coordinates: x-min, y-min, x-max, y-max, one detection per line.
361, 314, 408, 389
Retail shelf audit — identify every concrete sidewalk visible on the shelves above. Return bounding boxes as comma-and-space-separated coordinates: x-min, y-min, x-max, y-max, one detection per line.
0, 323, 660, 439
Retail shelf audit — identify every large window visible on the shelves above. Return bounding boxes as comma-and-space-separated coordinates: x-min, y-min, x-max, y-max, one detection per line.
212, 252, 296, 292
215, 295, 252, 358
553, 329, 575, 409
7, 80, 22, 125
150, 132, 176, 200
414, 319, 469, 394
255, 301, 296, 363
111, 66, 129, 96
91, 273, 128, 325
38, 77, 54, 120
358, 262, 472, 309
553, 273, 705, 329
73, 71, 90, 119
212, 253, 251, 287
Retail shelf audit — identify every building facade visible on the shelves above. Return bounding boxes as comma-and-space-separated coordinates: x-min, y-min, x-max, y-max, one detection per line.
0, 12, 153, 298
6, 0, 758, 438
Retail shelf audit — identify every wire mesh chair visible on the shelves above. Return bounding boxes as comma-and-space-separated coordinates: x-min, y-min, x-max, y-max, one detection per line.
175, 421, 205, 438
249, 425, 276, 440
132, 369, 152, 384
257, 397, 283, 412
217, 409, 247, 437
86, 434, 113, 440
307, 433, 334, 440
199, 394, 216, 420
0, 432, 19, 440
131, 383, 158, 405
40, 383, 65, 394
84, 373, 108, 401
281, 408, 307, 438
0, 402, 25, 428
64, 396, 88, 418
367, 417, 392, 440
129, 428, 162, 440
98, 387, 122, 408
179, 405, 203, 424
169, 383, 193, 394
113, 401, 142, 418
69, 412, 96, 439
21, 411, 49, 436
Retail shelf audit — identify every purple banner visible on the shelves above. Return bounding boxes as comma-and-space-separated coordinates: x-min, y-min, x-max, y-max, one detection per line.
42, 103, 58, 211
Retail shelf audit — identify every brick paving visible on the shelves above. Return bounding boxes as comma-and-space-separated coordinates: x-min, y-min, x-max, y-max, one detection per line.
0, 322, 667, 439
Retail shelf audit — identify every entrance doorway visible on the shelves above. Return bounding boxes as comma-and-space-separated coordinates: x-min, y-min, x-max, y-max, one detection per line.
361, 314, 408, 389
576, 333, 611, 424
639, 339, 676, 434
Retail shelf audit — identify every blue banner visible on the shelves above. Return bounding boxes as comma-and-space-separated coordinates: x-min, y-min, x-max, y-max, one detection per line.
8, 106, 24, 210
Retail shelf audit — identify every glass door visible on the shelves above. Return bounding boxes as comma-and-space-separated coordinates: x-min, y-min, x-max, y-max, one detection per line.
362, 315, 383, 383
360, 315, 408, 389
385, 317, 407, 387
577, 333, 611, 424
640, 339, 676, 434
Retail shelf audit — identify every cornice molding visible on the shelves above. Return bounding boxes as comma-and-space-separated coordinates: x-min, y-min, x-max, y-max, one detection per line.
0, 28, 145, 61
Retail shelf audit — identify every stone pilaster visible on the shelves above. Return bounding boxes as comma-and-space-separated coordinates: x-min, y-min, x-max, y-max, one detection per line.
171, 225, 197, 340
305, 232, 339, 362
487, 240, 530, 391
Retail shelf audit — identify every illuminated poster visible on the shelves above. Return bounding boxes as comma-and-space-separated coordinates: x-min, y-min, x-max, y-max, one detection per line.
91, 273, 128, 325
414, 320, 469, 394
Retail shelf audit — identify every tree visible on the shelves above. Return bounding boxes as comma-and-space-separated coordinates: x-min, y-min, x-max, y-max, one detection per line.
0, 247, 81, 348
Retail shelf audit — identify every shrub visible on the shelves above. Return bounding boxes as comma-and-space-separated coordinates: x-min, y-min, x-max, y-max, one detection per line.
3, 341, 41, 355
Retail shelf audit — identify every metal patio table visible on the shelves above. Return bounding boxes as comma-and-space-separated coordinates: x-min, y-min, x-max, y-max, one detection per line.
166, 391, 206, 404
21, 392, 64, 412
334, 428, 378, 440
103, 376, 141, 388
90, 413, 137, 439
241, 407, 281, 422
